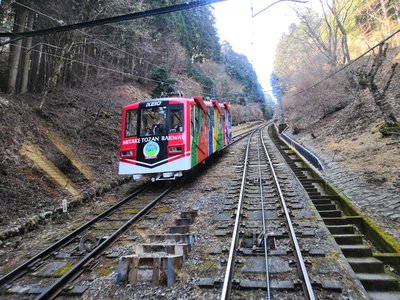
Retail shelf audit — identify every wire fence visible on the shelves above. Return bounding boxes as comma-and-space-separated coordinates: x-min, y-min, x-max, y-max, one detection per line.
280, 128, 324, 171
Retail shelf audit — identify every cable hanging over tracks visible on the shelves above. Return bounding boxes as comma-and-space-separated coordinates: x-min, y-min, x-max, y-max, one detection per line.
0, 0, 228, 44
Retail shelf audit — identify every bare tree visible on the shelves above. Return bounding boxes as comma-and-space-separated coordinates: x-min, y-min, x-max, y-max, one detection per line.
326, 0, 354, 63
39, 36, 75, 110
292, 0, 356, 66
354, 43, 398, 128
20, 11, 34, 94
293, 7, 338, 66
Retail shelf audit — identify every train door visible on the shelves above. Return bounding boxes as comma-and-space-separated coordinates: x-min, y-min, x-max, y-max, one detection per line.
221, 108, 227, 145
216, 108, 223, 151
226, 108, 232, 142
190, 104, 197, 167
208, 107, 214, 155
190, 103, 208, 167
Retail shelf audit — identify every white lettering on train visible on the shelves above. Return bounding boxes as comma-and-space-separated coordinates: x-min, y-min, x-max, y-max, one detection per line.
162, 135, 184, 141
122, 136, 161, 145
145, 101, 162, 107
122, 135, 184, 145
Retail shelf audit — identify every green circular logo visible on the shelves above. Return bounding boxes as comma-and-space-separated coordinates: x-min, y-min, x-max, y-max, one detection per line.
143, 141, 160, 159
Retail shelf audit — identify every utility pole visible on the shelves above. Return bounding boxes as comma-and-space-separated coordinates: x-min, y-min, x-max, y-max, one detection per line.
279, 98, 285, 123
245, 96, 249, 122
210, 84, 216, 100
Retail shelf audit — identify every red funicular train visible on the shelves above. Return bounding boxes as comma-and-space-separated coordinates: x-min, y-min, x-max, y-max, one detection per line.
119, 96, 232, 181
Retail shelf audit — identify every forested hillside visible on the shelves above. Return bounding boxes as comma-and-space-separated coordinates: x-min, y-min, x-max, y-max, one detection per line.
0, 0, 270, 120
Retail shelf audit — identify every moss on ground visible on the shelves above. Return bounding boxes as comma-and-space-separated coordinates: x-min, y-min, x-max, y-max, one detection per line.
94, 209, 105, 215
52, 263, 74, 277
155, 207, 172, 214
379, 123, 400, 137
324, 176, 400, 253
93, 260, 118, 276
121, 208, 141, 214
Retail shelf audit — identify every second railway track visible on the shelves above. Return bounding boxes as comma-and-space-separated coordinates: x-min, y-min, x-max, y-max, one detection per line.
0, 181, 176, 299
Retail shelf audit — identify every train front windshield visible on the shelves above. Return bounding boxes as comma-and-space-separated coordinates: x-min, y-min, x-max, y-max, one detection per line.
169, 104, 184, 133
140, 106, 167, 136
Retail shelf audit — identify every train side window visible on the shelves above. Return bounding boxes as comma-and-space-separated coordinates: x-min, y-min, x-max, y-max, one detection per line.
125, 109, 137, 137
195, 106, 199, 133
169, 104, 184, 133
191, 105, 196, 136
218, 109, 222, 132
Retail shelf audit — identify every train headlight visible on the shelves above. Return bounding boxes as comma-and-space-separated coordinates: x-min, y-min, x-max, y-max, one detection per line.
121, 150, 135, 158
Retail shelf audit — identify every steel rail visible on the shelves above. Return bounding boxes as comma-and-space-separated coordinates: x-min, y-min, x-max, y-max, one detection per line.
0, 181, 150, 287
260, 126, 316, 300
257, 129, 271, 300
36, 183, 175, 300
220, 129, 255, 300
220, 121, 272, 153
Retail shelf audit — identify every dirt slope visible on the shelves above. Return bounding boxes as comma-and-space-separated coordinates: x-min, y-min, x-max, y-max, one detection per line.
282, 49, 400, 240
0, 85, 148, 233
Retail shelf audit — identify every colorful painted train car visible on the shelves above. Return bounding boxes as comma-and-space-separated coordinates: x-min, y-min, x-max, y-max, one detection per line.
119, 96, 232, 181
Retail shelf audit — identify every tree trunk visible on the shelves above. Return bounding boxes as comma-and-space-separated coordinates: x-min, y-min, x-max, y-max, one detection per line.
83, 40, 90, 83
40, 40, 74, 110
35, 43, 44, 92
8, 7, 27, 94
20, 12, 34, 94
365, 45, 398, 126
370, 83, 398, 126
331, 0, 351, 64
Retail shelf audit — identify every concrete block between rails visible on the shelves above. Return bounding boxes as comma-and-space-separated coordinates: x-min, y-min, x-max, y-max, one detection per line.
135, 243, 189, 259
117, 254, 183, 288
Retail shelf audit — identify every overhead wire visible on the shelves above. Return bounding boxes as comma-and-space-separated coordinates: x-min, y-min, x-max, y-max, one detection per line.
0, 6, 212, 98
11, 1, 213, 93
0, 0, 228, 40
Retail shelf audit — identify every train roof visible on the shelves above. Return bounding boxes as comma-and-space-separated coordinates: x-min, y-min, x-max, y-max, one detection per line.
123, 97, 229, 111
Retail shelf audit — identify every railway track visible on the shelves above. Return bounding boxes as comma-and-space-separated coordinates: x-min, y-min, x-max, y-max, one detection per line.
0, 181, 176, 299
196, 124, 369, 299
219, 126, 315, 299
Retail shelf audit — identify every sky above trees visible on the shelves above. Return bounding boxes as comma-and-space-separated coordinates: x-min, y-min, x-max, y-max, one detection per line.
212, 0, 304, 90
